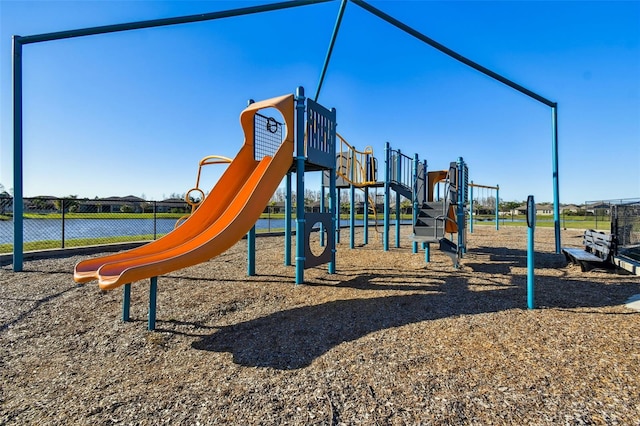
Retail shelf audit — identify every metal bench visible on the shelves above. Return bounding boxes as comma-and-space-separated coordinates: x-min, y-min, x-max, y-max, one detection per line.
562, 229, 614, 272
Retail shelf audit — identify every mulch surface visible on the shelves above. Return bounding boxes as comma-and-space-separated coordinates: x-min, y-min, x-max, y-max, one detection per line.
1, 225, 639, 425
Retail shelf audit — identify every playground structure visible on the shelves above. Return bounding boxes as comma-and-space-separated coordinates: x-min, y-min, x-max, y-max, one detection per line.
563, 200, 640, 275
73, 88, 339, 328
411, 157, 469, 268
10, 0, 565, 277
323, 137, 470, 268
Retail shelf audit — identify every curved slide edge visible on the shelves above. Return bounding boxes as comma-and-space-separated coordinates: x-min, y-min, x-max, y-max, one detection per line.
73, 147, 257, 283
97, 147, 291, 290
73, 93, 294, 288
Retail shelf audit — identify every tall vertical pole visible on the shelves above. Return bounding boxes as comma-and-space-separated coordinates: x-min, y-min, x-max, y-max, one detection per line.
329, 134, 337, 274
12, 37, 24, 272
423, 159, 430, 263
295, 87, 306, 284
495, 184, 500, 231
526, 195, 536, 309
551, 104, 561, 253
363, 186, 369, 245
395, 149, 401, 248
285, 172, 292, 266
456, 157, 465, 255
383, 142, 390, 251
469, 182, 474, 234
349, 153, 355, 249
412, 154, 418, 254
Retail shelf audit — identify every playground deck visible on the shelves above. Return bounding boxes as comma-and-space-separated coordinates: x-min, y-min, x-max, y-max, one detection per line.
1, 226, 639, 424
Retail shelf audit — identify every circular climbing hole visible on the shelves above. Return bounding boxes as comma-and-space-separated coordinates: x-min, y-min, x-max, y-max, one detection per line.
308, 221, 329, 258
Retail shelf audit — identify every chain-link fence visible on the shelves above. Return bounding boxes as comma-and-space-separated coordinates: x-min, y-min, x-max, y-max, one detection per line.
0, 197, 191, 253
612, 200, 640, 248
0, 196, 301, 254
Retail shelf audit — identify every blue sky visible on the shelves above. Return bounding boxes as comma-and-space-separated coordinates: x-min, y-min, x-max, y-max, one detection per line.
1, 0, 638, 204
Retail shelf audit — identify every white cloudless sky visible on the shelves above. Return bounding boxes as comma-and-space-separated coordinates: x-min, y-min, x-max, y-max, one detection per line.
1, 0, 638, 204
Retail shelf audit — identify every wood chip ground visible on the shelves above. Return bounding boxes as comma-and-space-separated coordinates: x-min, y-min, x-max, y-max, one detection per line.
1, 226, 639, 425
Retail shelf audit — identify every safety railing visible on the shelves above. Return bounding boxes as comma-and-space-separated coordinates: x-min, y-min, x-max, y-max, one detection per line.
388, 148, 413, 190
336, 133, 377, 187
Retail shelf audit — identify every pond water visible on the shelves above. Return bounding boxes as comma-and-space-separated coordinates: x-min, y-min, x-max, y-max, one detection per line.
0, 217, 394, 245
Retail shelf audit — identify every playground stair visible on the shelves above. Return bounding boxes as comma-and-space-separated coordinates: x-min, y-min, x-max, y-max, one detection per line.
413, 200, 460, 267
414, 201, 447, 242
390, 181, 412, 200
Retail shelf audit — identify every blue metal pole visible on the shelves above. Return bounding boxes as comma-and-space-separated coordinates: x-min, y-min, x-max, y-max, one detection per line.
350, 182, 355, 249
422, 159, 428, 203
149, 277, 158, 331
383, 142, 390, 251
285, 172, 292, 266
526, 195, 536, 309
315, 0, 348, 102
425, 243, 430, 263
295, 87, 306, 285
363, 186, 369, 245
469, 181, 474, 234
320, 179, 326, 247
456, 157, 465, 255
329, 150, 337, 274
552, 104, 561, 253
12, 37, 23, 272
247, 226, 256, 276
19, 0, 333, 45
349, 152, 355, 249
336, 187, 341, 244
528, 225, 535, 309
496, 184, 500, 231
412, 153, 418, 254
122, 283, 131, 322
395, 149, 401, 248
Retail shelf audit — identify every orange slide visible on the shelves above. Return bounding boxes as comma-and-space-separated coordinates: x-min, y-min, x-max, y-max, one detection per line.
74, 93, 294, 290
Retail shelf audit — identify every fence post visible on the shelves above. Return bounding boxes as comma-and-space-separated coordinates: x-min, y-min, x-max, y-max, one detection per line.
61, 198, 66, 248
153, 201, 157, 240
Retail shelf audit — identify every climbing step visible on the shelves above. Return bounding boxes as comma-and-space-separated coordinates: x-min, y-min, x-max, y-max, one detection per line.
413, 201, 447, 241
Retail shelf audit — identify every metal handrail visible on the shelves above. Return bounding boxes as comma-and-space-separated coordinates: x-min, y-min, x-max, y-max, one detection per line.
336, 133, 376, 187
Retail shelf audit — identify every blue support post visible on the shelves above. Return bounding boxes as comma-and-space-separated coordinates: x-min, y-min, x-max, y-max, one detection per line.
12, 37, 23, 272
122, 283, 131, 322
247, 226, 256, 276
285, 172, 292, 266
495, 184, 500, 231
295, 87, 306, 285
336, 187, 341, 244
423, 159, 428, 203
456, 157, 465, 255
552, 104, 561, 254
329, 156, 337, 274
469, 181, 474, 234
320, 180, 326, 247
395, 149, 401, 248
363, 186, 369, 245
526, 195, 536, 309
383, 142, 390, 251
424, 243, 430, 263
349, 153, 355, 249
412, 153, 418, 254
148, 277, 158, 331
